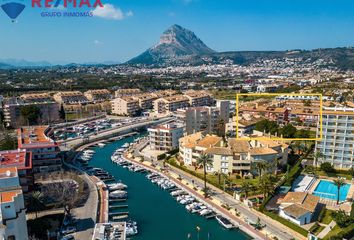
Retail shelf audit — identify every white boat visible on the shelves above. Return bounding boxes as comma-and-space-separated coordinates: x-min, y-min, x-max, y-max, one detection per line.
126, 220, 138, 236
191, 205, 207, 213
109, 190, 127, 199
83, 150, 95, 154
108, 183, 127, 191
199, 209, 213, 216
171, 190, 185, 197
97, 143, 106, 148
216, 215, 234, 229
122, 143, 130, 148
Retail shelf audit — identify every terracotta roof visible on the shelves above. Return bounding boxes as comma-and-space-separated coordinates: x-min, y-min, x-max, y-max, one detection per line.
0, 166, 18, 178
196, 135, 222, 148
205, 147, 233, 155
249, 147, 278, 155
283, 204, 310, 219
0, 149, 32, 170
282, 192, 319, 212
0, 190, 22, 203
179, 132, 203, 149
228, 139, 250, 153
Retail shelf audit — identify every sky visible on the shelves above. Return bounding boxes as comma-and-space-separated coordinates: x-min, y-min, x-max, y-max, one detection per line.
1, 0, 354, 63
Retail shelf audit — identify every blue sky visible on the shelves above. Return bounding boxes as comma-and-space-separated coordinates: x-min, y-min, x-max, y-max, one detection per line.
1, 0, 354, 63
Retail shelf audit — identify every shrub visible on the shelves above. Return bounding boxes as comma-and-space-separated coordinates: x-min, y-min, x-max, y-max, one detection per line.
332, 210, 352, 228
157, 153, 166, 160
320, 162, 335, 173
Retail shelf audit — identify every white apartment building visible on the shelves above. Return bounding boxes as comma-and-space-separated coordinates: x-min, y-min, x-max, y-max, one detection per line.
315, 107, 354, 169
176, 103, 229, 135
184, 90, 214, 107
0, 167, 28, 240
148, 123, 184, 152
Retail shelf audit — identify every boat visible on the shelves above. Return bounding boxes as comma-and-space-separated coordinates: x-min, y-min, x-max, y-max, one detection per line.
108, 183, 127, 191
109, 190, 128, 199
122, 143, 130, 148
126, 220, 138, 236
191, 204, 207, 213
199, 209, 213, 216
216, 215, 234, 229
97, 143, 106, 148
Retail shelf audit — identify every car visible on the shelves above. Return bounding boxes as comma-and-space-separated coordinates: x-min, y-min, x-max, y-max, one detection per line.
61, 226, 76, 235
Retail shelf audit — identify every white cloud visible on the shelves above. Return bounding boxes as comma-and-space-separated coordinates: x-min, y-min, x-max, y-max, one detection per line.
92, 4, 133, 20
93, 40, 103, 45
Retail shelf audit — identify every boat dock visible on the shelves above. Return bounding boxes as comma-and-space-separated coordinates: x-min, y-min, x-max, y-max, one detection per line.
109, 199, 127, 203
109, 205, 128, 210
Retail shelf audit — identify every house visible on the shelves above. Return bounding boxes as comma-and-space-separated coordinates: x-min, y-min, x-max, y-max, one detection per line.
279, 192, 320, 225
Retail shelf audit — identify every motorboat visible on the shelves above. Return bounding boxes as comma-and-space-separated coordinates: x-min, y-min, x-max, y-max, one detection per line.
126, 220, 138, 236
109, 190, 127, 199
199, 209, 213, 216
216, 215, 234, 229
107, 183, 127, 191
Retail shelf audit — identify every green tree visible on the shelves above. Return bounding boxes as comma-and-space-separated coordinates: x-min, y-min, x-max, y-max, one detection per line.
258, 174, 275, 198
196, 153, 213, 198
320, 162, 335, 173
279, 124, 297, 138
26, 191, 45, 219
332, 209, 352, 227
333, 178, 346, 205
59, 104, 66, 120
313, 151, 324, 174
241, 181, 252, 199
20, 105, 41, 125
0, 111, 5, 129
255, 161, 268, 177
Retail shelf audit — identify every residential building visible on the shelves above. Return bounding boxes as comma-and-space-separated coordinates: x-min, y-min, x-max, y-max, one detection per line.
53, 91, 89, 105
154, 90, 177, 98
240, 105, 289, 125
84, 89, 112, 103
134, 93, 158, 110
114, 88, 141, 98
279, 192, 319, 225
184, 90, 214, 107
0, 149, 33, 193
111, 97, 140, 116
17, 126, 62, 173
148, 123, 184, 152
225, 116, 258, 137
3, 99, 60, 128
176, 106, 226, 135
0, 167, 28, 240
20, 93, 53, 103
153, 95, 189, 114
179, 133, 288, 175
315, 107, 354, 169
216, 100, 230, 122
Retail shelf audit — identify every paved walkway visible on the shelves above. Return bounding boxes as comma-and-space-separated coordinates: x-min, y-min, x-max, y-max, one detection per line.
317, 220, 336, 239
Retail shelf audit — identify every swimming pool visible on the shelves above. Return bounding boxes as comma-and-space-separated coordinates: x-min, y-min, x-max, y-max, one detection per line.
313, 180, 351, 202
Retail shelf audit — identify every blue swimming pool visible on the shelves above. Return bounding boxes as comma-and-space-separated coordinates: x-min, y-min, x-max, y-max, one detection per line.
313, 180, 351, 202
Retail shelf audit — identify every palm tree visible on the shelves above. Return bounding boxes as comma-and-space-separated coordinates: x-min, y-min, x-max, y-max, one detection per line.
26, 191, 45, 219
255, 161, 268, 177
196, 153, 213, 198
273, 157, 280, 177
333, 178, 346, 205
241, 181, 252, 199
259, 174, 275, 198
313, 151, 324, 174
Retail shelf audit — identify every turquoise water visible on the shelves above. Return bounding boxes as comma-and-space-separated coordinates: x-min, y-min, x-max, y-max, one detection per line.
313, 180, 351, 201
88, 135, 251, 240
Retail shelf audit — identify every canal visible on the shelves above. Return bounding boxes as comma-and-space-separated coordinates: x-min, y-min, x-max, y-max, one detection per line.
88, 134, 251, 240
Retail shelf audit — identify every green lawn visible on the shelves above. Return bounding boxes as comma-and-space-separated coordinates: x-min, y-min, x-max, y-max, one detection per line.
319, 209, 335, 225
316, 170, 353, 180
309, 223, 325, 236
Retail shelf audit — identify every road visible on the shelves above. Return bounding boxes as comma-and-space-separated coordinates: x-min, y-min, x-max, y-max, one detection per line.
60, 117, 173, 150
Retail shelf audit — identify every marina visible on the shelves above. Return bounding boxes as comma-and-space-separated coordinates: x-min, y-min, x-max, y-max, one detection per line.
82, 134, 251, 240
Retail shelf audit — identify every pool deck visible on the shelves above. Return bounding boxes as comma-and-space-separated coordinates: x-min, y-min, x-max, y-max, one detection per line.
308, 177, 353, 213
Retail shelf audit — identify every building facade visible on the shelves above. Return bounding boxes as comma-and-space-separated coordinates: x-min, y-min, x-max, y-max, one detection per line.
153, 95, 189, 114
111, 97, 140, 116
17, 126, 62, 174
84, 89, 112, 103
148, 123, 184, 152
315, 107, 354, 169
0, 167, 28, 240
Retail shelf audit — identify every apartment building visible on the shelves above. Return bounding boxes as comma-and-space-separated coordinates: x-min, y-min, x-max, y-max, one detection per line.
148, 123, 184, 152
153, 95, 189, 114
114, 88, 141, 98
134, 93, 158, 110
0, 167, 28, 240
154, 89, 178, 98
20, 93, 53, 103
240, 105, 289, 125
176, 105, 228, 135
0, 149, 33, 193
225, 117, 258, 137
184, 90, 214, 107
17, 126, 62, 173
179, 133, 288, 175
111, 97, 140, 116
84, 89, 112, 103
3, 99, 60, 128
315, 107, 354, 169
53, 91, 89, 105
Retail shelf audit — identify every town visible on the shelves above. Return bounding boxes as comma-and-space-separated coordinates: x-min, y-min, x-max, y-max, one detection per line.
0, 71, 353, 240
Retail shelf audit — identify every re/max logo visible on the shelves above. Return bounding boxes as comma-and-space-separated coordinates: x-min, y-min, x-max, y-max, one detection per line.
32, 0, 104, 8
